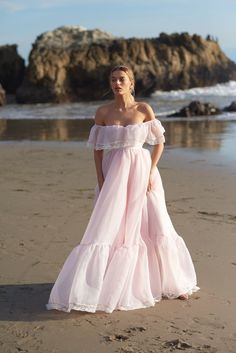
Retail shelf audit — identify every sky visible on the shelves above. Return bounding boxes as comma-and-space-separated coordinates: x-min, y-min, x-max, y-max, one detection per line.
0, 0, 236, 63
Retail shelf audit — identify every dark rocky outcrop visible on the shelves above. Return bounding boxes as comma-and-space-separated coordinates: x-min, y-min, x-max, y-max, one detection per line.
223, 101, 236, 112
168, 101, 221, 117
0, 45, 25, 94
16, 27, 236, 103
0, 84, 6, 106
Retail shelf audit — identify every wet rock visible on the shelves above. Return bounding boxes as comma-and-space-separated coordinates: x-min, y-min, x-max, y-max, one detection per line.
169, 100, 221, 117
223, 101, 236, 112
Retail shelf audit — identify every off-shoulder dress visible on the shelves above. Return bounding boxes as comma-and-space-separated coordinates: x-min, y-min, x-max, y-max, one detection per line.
46, 119, 199, 313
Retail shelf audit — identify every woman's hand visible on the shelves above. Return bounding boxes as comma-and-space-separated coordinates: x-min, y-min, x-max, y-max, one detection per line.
98, 175, 104, 192
147, 167, 156, 192
98, 177, 104, 191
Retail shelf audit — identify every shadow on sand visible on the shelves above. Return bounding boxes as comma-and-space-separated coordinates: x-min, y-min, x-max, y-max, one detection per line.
0, 283, 97, 321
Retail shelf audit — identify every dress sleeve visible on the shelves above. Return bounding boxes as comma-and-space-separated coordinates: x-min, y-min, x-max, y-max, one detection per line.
87, 124, 100, 149
146, 119, 165, 145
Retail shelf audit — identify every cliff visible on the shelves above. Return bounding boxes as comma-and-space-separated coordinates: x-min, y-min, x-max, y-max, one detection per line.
15, 27, 236, 103
0, 45, 25, 94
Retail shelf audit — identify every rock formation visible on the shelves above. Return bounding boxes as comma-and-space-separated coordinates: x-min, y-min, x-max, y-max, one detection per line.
223, 101, 236, 112
0, 84, 6, 106
16, 27, 236, 103
168, 101, 221, 117
0, 45, 25, 94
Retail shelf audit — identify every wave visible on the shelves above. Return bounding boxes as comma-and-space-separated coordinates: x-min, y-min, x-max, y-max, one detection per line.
152, 81, 236, 100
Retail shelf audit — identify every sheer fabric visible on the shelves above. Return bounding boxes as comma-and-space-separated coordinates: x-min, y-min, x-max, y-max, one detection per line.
46, 118, 199, 313
87, 119, 165, 150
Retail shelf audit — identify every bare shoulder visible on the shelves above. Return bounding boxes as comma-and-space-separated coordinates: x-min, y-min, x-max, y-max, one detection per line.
94, 103, 112, 125
136, 102, 155, 122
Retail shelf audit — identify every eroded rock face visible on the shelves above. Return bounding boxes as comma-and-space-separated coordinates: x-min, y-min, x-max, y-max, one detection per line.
0, 84, 6, 106
16, 28, 236, 103
0, 45, 25, 94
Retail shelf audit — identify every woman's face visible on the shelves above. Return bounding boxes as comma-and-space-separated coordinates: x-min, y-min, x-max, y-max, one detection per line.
110, 70, 133, 96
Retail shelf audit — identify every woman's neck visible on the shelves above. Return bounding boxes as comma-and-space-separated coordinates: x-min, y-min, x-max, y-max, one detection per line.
113, 94, 134, 111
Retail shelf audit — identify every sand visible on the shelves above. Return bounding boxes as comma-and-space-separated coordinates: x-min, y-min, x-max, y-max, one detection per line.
0, 142, 236, 353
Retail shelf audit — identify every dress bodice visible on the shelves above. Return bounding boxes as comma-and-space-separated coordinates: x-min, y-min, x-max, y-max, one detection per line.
87, 119, 165, 150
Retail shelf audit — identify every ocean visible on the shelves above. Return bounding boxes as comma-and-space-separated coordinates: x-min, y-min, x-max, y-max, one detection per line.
0, 81, 236, 167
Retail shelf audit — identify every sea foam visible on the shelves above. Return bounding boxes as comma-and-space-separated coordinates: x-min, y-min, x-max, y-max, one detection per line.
152, 81, 236, 100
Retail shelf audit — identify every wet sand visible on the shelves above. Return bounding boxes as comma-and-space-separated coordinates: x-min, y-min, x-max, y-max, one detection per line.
0, 142, 235, 353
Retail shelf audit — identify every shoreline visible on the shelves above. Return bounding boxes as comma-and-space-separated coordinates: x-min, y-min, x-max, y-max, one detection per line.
0, 143, 235, 353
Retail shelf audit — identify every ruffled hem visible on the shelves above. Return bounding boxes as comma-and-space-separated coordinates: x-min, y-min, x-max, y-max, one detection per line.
162, 285, 200, 299
46, 240, 199, 314
46, 241, 159, 314
46, 286, 199, 314
145, 135, 165, 145
46, 297, 161, 314
87, 118, 165, 150
86, 141, 143, 150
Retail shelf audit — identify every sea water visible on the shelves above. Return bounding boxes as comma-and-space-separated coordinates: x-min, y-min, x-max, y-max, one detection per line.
0, 81, 236, 166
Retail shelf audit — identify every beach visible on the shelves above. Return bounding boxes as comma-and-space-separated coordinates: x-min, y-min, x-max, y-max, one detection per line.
0, 140, 236, 353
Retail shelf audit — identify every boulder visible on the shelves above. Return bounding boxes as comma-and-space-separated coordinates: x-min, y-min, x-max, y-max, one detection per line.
223, 101, 236, 112
0, 45, 25, 93
169, 100, 221, 117
16, 27, 236, 103
0, 84, 6, 106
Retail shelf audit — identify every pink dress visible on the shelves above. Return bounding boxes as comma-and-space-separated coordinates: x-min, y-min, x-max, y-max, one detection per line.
46, 119, 199, 313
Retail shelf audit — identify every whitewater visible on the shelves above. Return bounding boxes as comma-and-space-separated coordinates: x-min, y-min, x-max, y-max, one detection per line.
0, 81, 236, 121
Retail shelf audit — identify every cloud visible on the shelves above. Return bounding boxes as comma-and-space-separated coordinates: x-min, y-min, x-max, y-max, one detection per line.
0, 0, 78, 12
0, 0, 26, 12
0, 0, 190, 13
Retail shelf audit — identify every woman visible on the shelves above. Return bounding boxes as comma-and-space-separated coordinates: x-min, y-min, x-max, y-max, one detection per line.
46, 65, 199, 313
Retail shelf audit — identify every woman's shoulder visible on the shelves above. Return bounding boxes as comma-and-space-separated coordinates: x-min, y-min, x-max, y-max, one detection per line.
94, 103, 113, 125
135, 101, 156, 122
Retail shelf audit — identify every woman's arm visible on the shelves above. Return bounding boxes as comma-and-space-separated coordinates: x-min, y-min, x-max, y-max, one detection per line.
94, 150, 104, 191
150, 143, 164, 170
94, 107, 105, 191
147, 143, 164, 192
141, 103, 165, 192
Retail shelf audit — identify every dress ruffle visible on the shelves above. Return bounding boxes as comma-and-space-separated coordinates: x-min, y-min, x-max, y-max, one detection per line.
46, 241, 160, 313
47, 118, 199, 314
46, 239, 198, 313
87, 119, 165, 150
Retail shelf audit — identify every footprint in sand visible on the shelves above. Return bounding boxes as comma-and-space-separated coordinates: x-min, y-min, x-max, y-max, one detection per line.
162, 339, 217, 352
124, 326, 147, 334
103, 334, 130, 342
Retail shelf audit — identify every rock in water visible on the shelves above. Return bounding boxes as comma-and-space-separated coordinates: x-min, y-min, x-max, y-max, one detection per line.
169, 101, 221, 117
223, 101, 236, 112
16, 28, 236, 103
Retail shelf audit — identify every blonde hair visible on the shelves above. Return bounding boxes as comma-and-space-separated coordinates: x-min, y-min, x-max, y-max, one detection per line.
110, 65, 135, 95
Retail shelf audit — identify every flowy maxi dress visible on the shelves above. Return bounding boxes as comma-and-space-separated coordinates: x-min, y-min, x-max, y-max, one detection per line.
46, 119, 199, 313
